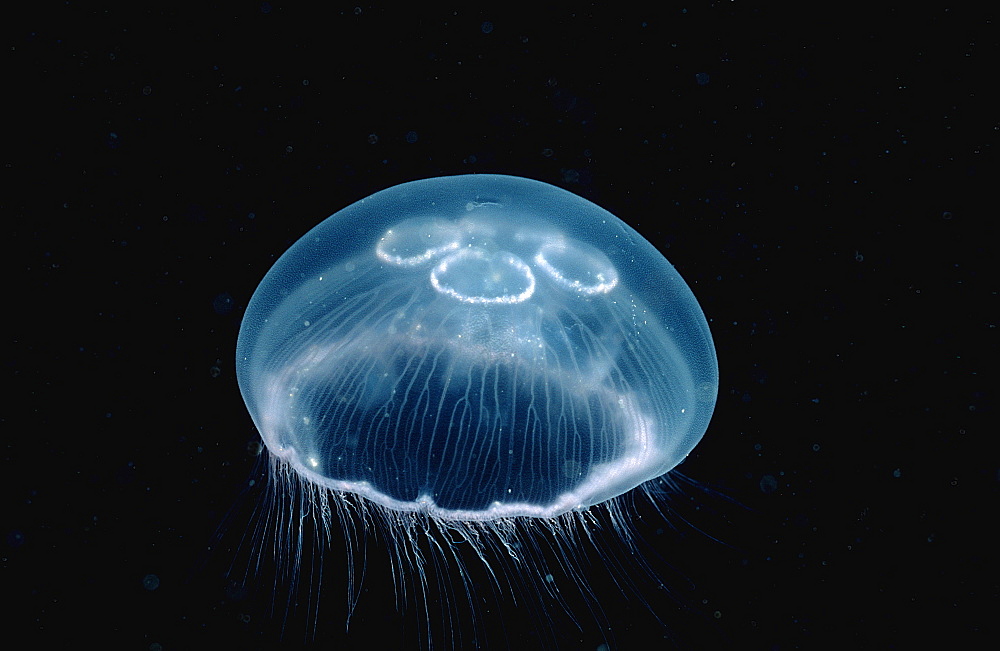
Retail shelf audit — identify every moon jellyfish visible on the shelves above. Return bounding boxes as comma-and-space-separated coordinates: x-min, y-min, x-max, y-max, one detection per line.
234, 174, 718, 647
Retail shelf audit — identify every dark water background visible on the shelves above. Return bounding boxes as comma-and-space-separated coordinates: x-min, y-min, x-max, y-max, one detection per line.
5, 5, 994, 649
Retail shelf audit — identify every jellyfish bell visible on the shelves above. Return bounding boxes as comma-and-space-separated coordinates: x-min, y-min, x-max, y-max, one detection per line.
234, 174, 718, 646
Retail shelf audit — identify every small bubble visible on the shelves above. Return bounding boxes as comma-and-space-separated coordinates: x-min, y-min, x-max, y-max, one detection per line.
212, 292, 234, 315
7, 530, 25, 548
142, 574, 160, 591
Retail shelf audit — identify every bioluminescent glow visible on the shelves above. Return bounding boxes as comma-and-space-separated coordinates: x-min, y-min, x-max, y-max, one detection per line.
234, 174, 718, 647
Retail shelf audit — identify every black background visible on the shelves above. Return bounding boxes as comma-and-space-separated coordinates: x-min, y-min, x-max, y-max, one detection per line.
5, 4, 995, 650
